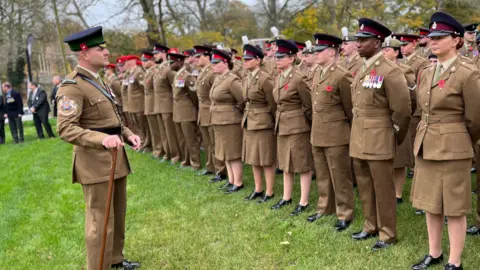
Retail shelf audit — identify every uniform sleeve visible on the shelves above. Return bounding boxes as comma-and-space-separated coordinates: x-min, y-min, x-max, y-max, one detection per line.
167, 69, 176, 86
404, 66, 417, 114
298, 74, 312, 122
122, 126, 134, 141
339, 71, 353, 121
384, 66, 411, 144
186, 74, 199, 107
262, 75, 276, 116
416, 59, 430, 78
209, 72, 219, 86
111, 79, 122, 98
56, 85, 108, 150
462, 69, 480, 143
230, 78, 244, 109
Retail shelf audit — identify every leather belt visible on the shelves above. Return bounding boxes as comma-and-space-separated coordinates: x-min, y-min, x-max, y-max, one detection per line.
421, 114, 464, 125
90, 126, 122, 135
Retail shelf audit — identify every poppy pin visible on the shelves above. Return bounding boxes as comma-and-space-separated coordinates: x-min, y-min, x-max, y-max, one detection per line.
284, 84, 289, 91
438, 80, 445, 89
326, 86, 333, 92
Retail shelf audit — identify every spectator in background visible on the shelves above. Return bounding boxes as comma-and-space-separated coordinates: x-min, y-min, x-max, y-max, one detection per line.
28, 81, 55, 139
51, 75, 62, 117
2, 82, 24, 144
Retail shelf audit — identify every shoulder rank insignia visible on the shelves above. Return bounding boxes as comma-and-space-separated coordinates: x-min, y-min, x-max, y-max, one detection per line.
60, 79, 77, 86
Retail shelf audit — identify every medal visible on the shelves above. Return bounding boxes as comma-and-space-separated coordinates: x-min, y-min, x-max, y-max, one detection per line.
175, 78, 185, 87
363, 75, 370, 87
376, 76, 384, 89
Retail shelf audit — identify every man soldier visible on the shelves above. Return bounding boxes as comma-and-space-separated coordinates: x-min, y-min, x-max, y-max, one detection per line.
349, 18, 411, 250
125, 55, 151, 152
56, 26, 141, 270
104, 64, 122, 104
169, 48, 201, 170
51, 75, 62, 117
27, 81, 55, 139
182, 49, 196, 72
152, 43, 183, 164
120, 56, 133, 132
459, 23, 478, 59
306, 33, 354, 232
2, 82, 24, 144
302, 41, 320, 86
295, 41, 308, 73
193, 44, 227, 181
141, 50, 165, 159
416, 27, 432, 58
339, 27, 363, 77
262, 26, 284, 76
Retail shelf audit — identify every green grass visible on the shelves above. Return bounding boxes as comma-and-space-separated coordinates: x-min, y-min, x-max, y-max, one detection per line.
1, 120, 480, 269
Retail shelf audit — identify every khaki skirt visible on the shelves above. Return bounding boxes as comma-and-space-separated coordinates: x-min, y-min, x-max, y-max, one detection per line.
277, 132, 313, 173
411, 155, 472, 216
393, 129, 413, 168
214, 124, 243, 161
242, 128, 276, 166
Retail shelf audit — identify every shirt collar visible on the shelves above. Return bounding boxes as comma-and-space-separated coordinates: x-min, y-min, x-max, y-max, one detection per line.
438, 55, 457, 74
281, 66, 293, 78
321, 61, 335, 74
363, 51, 383, 71
406, 51, 417, 62
77, 65, 100, 79
250, 68, 260, 77
348, 52, 359, 62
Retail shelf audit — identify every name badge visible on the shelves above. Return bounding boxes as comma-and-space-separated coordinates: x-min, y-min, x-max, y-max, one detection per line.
175, 79, 185, 88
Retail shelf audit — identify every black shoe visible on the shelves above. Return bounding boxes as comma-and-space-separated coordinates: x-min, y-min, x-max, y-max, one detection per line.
209, 174, 227, 183
245, 190, 264, 201
396, 197, 403, 205
197, 170, 215, 176
471, 168, 476, 173
352, 231, 378, 241
372, 240, 396, 251
472, 189, 477, 195
412, 254, 443, 270
257, 194, 274, 204
111, 259, 141, 269
307, 213, 323, 223
271, 199, 292, 210
415, 209, 425, 215
289, 204, 309, 216
224, 185, 244, 194
407, 171, 414, 178
275, 169, 283, 174
218, 182, 233, 190
334, 220, 351, 231
467, 225, 480, 235
444, 217, 448, 225
445, 263, 463, 270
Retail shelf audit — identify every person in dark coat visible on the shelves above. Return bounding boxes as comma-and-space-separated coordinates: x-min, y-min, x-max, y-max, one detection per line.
28, 81, 55, 139
51, 75, 62, 117
2, 82, 24, 143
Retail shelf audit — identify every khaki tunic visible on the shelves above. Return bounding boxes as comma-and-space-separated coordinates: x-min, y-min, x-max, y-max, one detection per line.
210, 71, 244, 161
273, 66, 313, 173
241, 68, 276, 166
153, 62, 175, 114
305, 64, 320, 87
143, 66, 156, 116
196, 64, 218, 126
105, 73, 122, 106
411, 59, 480, 216
415, 46, 431, 59
262, 57, 277, 76
339, 53, 363, 77
459, 43, 479, 59
121, 70, 131, 113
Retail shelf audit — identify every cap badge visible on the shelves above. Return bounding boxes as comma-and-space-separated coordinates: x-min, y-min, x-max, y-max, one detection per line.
432, 22, 437, 30
80, 43, 88, 51
360, 24, 364, 30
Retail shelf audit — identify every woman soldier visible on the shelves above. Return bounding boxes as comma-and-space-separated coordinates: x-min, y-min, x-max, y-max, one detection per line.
381, 37, 416, 204
241, 44, 277, 203
210, 49, 245, 194
270, 39, 313, 216
411, 12, 480, 270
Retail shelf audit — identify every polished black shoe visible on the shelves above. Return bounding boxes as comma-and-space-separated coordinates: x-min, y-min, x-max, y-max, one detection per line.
307, 213, 323, 223
407, 171, 414, 178
334, 220, 351, 231
396, 197, 403, 205
218, 182, 233, 190
471, 167, 477, 173
271, 199, 292, 210
275, 169, 283, 174
352, 231, 378, 241
412, 254, 443, 270
445, 263, 463, 270
224, 184, 244, 194
415, 209, 425, 215
289, 204, 309, 216
197, 170, 215, 176
112, 259, 141, 269
245, 190, 264, 201
209, 174, 227, 183
372, 240, 396, 251
467, 225, 480, 235
257, 194, 274, 204
472, 189, 478, 195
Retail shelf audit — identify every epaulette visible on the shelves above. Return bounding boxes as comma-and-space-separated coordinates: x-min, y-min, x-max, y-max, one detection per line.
336, 64, 349, 74
460, 61, 476, 71
59, 79, 77, 87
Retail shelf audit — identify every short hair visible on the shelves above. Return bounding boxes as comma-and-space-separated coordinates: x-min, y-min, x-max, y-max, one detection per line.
53, 75, 62, 81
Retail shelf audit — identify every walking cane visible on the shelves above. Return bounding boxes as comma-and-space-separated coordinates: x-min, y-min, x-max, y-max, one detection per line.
99, 147, 118, 270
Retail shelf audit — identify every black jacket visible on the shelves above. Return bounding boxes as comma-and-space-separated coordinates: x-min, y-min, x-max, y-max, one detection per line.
0, 94, 6, 120
28, 88, 50, 117
5, 90, 23, 118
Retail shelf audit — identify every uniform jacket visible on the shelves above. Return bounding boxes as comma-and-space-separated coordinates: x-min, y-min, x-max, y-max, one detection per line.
350, 54, 411, 160
414, 58, 480, 160
415, 46, 431, 59
4, 90, 23, 118
339, 53, 363, 77
403, 53, 429, 117
127, 66, 145, 113
172, 66, 198, 123
459, 43, 479, 59
28, 88, 50, 117
311, 62, 353, 147
56, 66, 133, 184
121, 70, 131, 112
153, 62, 175, 114
273, 66, 312, 136
262, 57, 277, 77
0, 94, 6, 120
306, 64, 320, 87
141, 66, 156, 115
195, 64, 218, 126
209, 71, 244, 125
241, 68, 276, 130
105, 73, 123, 106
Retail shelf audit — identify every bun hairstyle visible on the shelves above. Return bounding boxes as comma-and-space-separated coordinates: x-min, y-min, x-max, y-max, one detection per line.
228, 60, 234, 70
456, 36, 464, 50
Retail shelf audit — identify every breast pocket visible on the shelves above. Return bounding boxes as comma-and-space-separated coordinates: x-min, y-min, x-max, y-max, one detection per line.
86, 96, 111, 120
362, 88, 375, 105
362, 118, 394, 155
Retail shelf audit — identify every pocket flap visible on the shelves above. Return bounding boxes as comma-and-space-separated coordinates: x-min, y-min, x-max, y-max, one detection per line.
88, 96, 108, 105
364, 118, 392, 129
323, 110, 347, 122
286, 110, 305, 118
212, 105, 235, 112
253, 107, 271, 114
440, 123, 468, 134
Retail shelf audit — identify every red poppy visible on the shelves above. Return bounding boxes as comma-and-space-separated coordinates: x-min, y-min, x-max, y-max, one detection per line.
370, 69, 376, 76
438, 80, 445, 88
326, 86, 333, 92
469, 46, 473, 51
352, 72, 356, 77
284, 84, 289, 90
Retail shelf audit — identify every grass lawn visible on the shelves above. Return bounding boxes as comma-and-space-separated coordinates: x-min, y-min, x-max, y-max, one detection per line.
1, 120, 480, 269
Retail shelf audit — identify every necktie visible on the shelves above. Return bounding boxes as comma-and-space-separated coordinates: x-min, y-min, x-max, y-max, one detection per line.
432, 64, 442, 85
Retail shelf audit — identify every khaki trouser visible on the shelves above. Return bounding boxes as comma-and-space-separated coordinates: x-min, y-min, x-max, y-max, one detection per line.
353, 158, 396, 243
199, 125, 226, 174
474, 144, 480, 227
312, 145, 354, 221
155, 114, 170, 160
160, 113, 181, 163
146, 114, 165, 158
175, 121, 201, 169
82, 177, 127, 270
131, 113, 149, 151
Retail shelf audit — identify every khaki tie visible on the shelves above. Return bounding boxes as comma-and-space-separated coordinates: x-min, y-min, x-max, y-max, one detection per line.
432, 64, 442, 85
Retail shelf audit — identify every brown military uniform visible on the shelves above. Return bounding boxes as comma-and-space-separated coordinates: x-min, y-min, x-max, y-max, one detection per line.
311, 62, 354, 221
143, 65, 165, 158
411, 58, 480, 216
56, 66, 133, 270
196, 64, 225, 173
297, 60, 309, 74
105, 73, 122, 106
339, 53, 363, 77
231, 59, 244, 78
121, 69, 133, 130
210, 71, 244, 161
459, 42, 479, 59
350, 52, 411, 242
127, 66, 150, 151
241, 68, 276, 166
305, 64, 320, 87
415, 46, 432, 59
262, 57, 277, 76
172, 66, 201, 169
273, 66, 313, 173
153, 62, 182, 163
